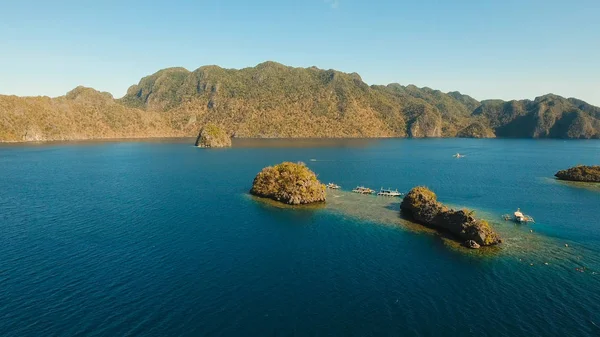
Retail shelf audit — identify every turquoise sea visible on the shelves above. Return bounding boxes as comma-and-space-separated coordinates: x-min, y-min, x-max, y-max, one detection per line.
0, 138, 599, 336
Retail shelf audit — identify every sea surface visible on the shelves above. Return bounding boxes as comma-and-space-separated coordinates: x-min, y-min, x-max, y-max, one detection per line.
1, 138, 599, 336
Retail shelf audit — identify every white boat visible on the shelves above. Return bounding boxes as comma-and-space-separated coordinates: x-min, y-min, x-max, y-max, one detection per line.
502, 208, 535, 223
377, 188, 403, 197
352, 186, 375, 194
453, 153, 465, 158
514, 210, 526, 223
326, 183, 341, 189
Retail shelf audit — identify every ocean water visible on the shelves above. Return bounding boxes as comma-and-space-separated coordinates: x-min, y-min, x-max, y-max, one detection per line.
0, 138, 599, 336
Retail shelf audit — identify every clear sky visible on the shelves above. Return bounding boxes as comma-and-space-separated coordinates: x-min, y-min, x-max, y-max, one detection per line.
1, 0, 599, 104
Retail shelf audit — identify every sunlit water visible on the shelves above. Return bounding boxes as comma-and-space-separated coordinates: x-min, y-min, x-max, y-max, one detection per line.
0, 138, 599, 336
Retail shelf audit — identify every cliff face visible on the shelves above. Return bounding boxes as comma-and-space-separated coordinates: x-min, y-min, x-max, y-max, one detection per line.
400, 187, 501, 247
408, 109, 442, 138
555, 165, 600, 183
2, 62, 600, 142
250, 162, 326, 205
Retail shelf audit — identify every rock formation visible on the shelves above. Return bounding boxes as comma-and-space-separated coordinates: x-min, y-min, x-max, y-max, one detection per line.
400, 186, 501, 247
195, 123, 231, 148
250, 162, 326, 205
408, 109, 443, 138
555, 165, 600, 183
464, 240, 481, 249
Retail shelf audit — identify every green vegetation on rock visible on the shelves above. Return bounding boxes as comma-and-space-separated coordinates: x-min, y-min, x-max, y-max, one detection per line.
195, 123, 231, 148
474, 95, 600, 139
456, 122, 496, 138
555, 165, 600, 183
400, 186, 501, 247
0, 86, 184, 142
1, 62, 599, 142
250, 162, 326, 205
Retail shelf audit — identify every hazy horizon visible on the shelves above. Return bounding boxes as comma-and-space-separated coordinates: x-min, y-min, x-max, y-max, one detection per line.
1, 0, 599, 105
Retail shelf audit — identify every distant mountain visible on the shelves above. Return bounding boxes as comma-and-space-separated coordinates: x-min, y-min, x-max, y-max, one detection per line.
1, 61, 599, 142
0, 86, 185, 142
473, 95, 600, 139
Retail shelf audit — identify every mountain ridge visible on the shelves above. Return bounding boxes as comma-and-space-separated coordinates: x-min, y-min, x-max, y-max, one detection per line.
1, 61, 599, 142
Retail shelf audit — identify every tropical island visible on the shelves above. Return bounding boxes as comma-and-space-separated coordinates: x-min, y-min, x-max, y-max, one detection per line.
248, 164, 502, 248
1, 62, 600, 142
555, 165, 600, 183
195, 123, 231, 148
250, 162, 326, 205
400, 187, 501, 248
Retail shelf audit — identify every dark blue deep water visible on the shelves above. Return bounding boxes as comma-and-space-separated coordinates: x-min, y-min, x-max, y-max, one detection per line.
1, 138, 599, 336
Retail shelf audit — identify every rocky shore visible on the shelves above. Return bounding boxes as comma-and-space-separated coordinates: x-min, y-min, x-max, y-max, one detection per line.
400, 186, 501, 248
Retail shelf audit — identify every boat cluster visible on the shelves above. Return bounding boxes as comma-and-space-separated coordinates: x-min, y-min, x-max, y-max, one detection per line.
326, 183, 404, 197
353, 186, 403, 197
329, 183, 537, 221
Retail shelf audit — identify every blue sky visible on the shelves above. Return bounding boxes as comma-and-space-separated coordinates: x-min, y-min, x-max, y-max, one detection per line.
1, 0, 599, 104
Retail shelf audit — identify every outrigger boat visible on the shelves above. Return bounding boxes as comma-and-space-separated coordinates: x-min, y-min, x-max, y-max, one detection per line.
352, 186, 375, 194
503, 208, 535, 223
376, 188, 403, 197
326, 183, 341, 189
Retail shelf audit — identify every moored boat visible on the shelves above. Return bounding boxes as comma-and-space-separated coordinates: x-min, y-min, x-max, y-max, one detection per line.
502, 208, 535, 223
352, 186, 375, 194
376, 188, 403, 197
326, 183, 341, 189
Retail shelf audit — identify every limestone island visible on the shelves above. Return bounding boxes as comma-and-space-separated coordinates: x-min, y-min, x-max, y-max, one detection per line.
555, 165, 600, 183
195, 123, 231, 148
400, 187, 501, 248
250, 162, 326, 205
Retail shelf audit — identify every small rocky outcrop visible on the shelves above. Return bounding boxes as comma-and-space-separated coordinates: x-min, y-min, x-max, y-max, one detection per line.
250, 162, 326, 205
464, 240, 481, 249
555, 165, 600, 183
400, 186, 501, 247
195, 123, 231, 148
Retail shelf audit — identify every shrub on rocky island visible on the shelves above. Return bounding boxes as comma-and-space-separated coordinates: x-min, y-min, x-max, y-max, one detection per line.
250, 162, 326, 205
195, 123, 231, 148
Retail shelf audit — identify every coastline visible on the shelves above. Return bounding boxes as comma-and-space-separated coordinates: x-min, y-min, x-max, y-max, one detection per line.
2, 135, 600, 146
0, 136, 197, 146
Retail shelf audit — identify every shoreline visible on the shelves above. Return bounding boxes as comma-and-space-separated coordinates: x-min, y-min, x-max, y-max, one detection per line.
2, 135, 600, 146
0, 136, 197, 146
